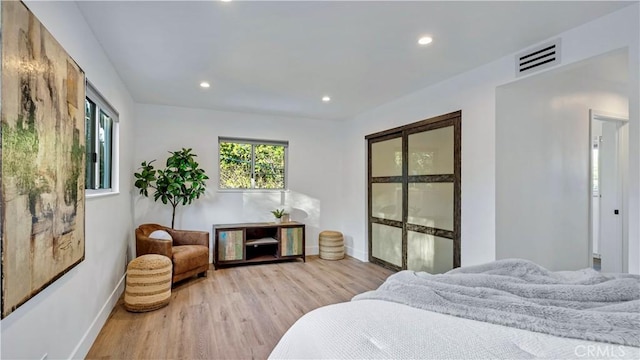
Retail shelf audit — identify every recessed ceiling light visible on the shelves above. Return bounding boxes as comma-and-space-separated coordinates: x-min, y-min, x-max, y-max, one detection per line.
322, 96, 331, 102
221, 0, 232, 2
418, 36, 433, 45
200, 82, 210, 88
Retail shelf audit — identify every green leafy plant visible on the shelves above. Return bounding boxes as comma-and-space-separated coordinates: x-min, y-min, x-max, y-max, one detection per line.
134, 148, 209, 228
271, 208, 285, 219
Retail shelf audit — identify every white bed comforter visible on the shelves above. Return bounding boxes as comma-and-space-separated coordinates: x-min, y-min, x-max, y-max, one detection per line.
269, 300, 640, 359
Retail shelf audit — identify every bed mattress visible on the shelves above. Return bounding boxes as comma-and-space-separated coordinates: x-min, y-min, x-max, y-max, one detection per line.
269, 299, 640, 359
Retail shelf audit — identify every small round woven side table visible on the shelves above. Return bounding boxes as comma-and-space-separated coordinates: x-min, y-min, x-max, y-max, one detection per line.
124, 254, 172, 312
319, 231, 345, 260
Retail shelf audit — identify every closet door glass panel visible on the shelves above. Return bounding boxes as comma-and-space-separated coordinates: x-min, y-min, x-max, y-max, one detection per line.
372, 183, 402, 221
371, 223, 402, 267
408, 126, 453, 175
407, 231, 453, 274
371, 137, 402, 177
407, 183, 454, 231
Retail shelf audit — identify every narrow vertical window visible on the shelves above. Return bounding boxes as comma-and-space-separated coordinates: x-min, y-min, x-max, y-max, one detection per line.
98, 110, 112, 189
85, 81, 118, 194
85, 99, 96, 189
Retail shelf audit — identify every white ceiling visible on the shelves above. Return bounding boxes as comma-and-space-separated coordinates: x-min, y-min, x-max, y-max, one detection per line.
76, 1, 633, 121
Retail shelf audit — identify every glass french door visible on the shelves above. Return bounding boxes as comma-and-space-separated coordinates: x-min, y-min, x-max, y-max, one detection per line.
367, 111, 461, 273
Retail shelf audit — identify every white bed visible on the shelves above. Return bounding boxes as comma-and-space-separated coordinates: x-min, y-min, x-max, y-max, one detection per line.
269, 300, 640, 360
270, 299, 639, 359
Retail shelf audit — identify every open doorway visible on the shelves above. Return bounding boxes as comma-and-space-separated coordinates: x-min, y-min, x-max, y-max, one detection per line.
590, 110, 628, 273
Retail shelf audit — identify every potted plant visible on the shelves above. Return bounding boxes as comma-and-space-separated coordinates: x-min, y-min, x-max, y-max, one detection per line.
271, 208, 285, 223
134, 148, 209, 228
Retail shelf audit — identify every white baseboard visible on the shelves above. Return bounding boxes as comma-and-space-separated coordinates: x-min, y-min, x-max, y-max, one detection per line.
346, 246, 367, 262
305, 245, 319, 255
69, 274, 126, 359
308, 245, 367, 260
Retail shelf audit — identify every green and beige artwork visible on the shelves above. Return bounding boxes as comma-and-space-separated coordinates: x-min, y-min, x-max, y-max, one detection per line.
1, 1, 86, 318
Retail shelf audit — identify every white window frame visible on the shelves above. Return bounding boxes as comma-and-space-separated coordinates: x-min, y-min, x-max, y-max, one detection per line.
218, 137, 289, 192
85, 81, 119, 197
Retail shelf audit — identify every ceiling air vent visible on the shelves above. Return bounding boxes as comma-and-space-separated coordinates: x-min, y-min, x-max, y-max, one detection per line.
515, 39, 561, 77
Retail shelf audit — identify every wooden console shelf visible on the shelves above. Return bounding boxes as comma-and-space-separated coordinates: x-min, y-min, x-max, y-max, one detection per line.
213, 222, 305, 268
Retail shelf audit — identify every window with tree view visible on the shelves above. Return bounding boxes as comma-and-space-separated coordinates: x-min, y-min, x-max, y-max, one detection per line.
219, 138, 287, 190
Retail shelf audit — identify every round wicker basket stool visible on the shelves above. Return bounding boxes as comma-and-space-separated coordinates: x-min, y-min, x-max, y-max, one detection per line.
319, 231, 345, 260
124, 254, 172, 312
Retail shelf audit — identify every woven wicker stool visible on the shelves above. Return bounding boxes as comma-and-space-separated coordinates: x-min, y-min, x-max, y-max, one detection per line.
124, 254, 172, 312
319, 231, 345, 260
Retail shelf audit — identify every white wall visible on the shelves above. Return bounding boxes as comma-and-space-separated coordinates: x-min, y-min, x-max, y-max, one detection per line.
629, 1, 640, 277
133, 104, 344, 256
495, 51, 628, 271
341, 4, 640, 273
0, 1, 136, 359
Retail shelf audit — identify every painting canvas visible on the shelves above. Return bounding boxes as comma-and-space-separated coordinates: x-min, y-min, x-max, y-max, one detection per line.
1, 1, 85, 318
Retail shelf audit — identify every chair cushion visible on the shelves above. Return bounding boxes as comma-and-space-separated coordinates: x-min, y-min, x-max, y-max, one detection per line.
149, 230, 173, 240
172, 245, 209, 275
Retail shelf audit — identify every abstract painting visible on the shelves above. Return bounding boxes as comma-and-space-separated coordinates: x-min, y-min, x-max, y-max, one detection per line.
1, 1, 85, 318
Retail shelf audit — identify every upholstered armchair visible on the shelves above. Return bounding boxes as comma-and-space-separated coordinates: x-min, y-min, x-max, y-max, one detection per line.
135, 224, 210, 284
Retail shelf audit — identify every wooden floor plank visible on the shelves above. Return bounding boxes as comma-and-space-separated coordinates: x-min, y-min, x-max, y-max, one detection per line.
86, 255, 392, 360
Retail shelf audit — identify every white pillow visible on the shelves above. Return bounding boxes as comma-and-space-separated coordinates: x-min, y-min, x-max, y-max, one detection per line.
149, 230, 172, 240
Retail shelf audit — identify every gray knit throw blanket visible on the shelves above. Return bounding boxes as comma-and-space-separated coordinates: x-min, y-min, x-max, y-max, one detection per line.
353, 259, 640, 346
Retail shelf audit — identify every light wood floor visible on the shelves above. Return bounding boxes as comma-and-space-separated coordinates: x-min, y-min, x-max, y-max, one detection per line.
86, 256, 393, 360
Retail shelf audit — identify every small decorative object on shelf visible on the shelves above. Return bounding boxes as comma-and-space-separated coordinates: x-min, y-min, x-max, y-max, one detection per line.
271, 208, 285, 223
